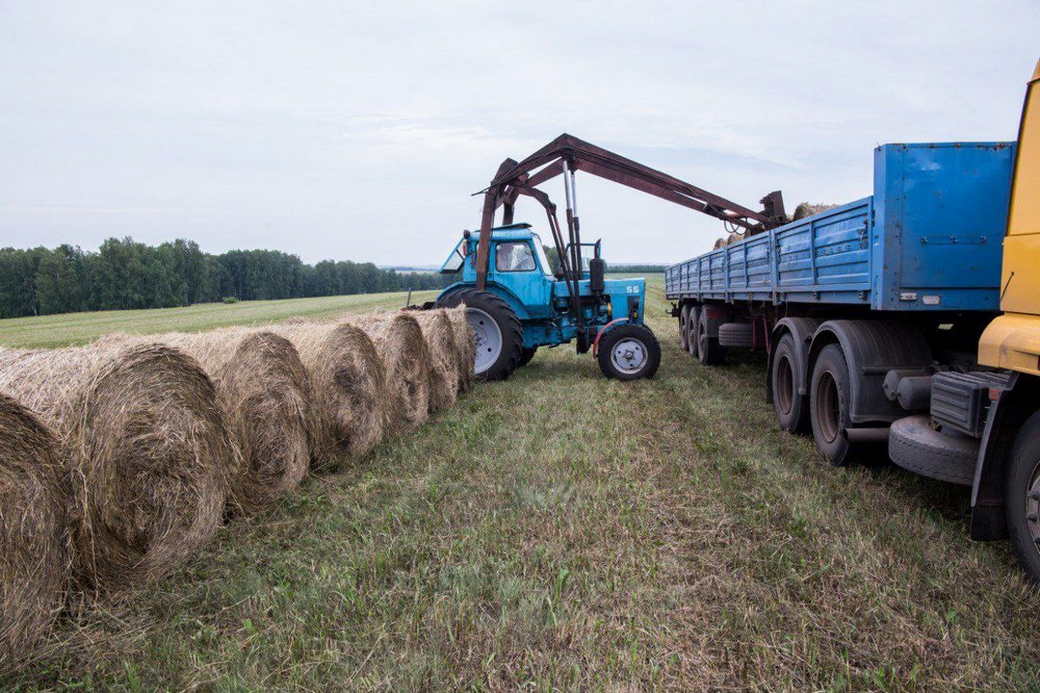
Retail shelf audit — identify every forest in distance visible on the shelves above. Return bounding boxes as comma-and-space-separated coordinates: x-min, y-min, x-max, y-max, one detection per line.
0, 237, 668, 319
0, 238, 451, 319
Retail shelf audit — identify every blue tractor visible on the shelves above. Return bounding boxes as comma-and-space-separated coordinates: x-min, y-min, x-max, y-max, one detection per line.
431, 134, 785, 381
435, 223, 657, 380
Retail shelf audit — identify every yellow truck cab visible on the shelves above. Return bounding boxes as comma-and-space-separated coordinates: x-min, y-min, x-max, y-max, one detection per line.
972, 59, 1040, 580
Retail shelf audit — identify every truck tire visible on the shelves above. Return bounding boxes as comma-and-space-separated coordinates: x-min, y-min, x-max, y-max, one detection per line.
438, 289, 522, 381
1005, 411, 1040, 585
887, 415, 977, 485
810, 343, 859, 466
686, 306, 701, 359
517, 346, 538, 367
598, 324, 661, 380
679, 305, 691, 351
696, 310, 725, 365
772, 333, 809, 433
718, 322, 754, 348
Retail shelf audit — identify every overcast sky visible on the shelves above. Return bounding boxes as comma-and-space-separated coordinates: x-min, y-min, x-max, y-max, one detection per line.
1, 2, 1036, 266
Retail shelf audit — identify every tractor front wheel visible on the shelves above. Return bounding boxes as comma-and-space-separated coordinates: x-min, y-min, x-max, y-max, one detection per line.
597, 324, 661, 380
439, 289, 523, 381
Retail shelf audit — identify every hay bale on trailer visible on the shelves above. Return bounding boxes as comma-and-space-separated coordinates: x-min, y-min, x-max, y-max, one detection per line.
103, 329, 315, 513
0, 395, 68, 672
0, 344, 235, 592
792, 202, 838, 221
355, 313, 432, 429
444, 306, 474, 393
270, 321, 386, 461
411, 310, 460, 411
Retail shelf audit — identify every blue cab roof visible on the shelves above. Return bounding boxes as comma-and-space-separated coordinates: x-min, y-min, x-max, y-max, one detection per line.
473, 223, 536, 242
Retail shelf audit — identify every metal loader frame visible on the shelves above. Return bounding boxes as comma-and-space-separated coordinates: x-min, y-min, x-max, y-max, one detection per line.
471, 134, 786, 343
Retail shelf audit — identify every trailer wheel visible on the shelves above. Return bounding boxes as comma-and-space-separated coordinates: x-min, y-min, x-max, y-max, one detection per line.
679, 305, 691, 351
598, 324, 661, 380
517, 346, 538, 367
1005, 410, 1040, 585
686, 306, 700, 359
439, 289, 522, 381
810, 344, 858, 466
772, 334, 809, 433
696, 310, 725, 365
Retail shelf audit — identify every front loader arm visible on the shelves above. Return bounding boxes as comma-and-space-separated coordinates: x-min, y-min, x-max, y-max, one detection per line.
473, 133, 783, 289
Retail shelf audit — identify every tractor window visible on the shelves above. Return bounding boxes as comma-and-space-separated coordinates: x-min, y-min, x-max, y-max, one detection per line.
440, 239, 467, 273
532, 234, 555, 276
495, 242, 536, 272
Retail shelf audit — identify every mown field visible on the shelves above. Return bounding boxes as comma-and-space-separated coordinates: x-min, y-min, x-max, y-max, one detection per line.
4, 277, 1040, 690
0, 290, 438, 349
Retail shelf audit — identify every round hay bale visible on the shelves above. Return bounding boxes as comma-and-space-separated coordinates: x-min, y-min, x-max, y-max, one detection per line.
0, 394, 68, 672
792, 202, 839, 221
354, 313, 431, 429
269, 321, 386, 461
444, 306, 474, 393
114, 329, 315, 513
412, 310, 460, 412
0, 343, 235, 592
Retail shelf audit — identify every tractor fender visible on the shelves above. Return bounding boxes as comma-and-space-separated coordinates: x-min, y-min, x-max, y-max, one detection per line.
806, 320, 932, 425
435, 283, 468, 306
765, 317, 819, 405
591, 318, 631, 357
438, 282, 532, 321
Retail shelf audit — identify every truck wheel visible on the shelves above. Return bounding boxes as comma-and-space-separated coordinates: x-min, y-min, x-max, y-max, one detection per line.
517, 346, 538, 367
810, 344, 858, 466
686, 306, 700, 359
718, 322, 754, 348
1005, 411, 1040, 584
439, 289, 522, 381
772, 333, 809, 432
679, 305, 691, 351
598, 324, 661, 380
696, 310, 725, 365
887, 415, 977, 485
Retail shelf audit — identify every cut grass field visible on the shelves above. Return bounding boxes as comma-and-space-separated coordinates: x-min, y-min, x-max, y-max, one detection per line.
5, 277, 1040, 690
0, 290, 438, 349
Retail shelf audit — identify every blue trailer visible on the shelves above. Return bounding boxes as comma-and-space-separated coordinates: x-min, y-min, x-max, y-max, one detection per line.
666, 141, 1016, 469
666, 142, 1014, 312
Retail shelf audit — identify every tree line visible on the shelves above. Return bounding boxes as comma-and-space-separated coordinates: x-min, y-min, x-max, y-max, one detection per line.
540, 246, 664, 275
0, 238, 450, 318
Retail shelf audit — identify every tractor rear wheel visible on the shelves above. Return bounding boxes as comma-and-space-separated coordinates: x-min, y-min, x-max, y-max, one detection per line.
518, 346, 538, 367
438, 289, 522, 381
598, 324, 661, 380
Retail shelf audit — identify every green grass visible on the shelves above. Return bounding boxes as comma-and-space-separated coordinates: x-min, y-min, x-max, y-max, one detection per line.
0, 291, 438, 349
5, 277, 1040, 690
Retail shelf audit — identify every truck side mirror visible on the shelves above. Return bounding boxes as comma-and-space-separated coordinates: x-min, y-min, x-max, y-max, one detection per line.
589, 257, 606, 294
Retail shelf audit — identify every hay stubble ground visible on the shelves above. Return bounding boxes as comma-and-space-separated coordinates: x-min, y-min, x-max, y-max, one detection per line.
4, 278, 1040, 690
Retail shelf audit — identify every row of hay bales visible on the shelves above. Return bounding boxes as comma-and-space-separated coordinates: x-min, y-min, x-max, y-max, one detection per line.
0, 308, 472, 673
